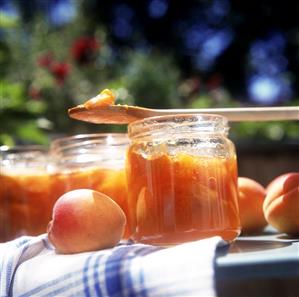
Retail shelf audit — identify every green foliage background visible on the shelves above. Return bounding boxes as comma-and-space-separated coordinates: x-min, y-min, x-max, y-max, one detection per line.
0, 9, 298, 147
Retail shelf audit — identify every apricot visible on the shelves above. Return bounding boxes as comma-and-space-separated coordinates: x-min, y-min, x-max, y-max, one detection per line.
238, 177, 267, 234
47, 189, 126, 254
263, 172, 299, 235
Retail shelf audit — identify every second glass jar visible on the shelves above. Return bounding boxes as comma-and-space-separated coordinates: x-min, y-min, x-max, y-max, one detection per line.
49, 133, 130, 238
126, 114, 241, 246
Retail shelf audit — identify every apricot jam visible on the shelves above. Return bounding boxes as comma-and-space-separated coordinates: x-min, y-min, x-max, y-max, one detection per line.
0, 146, 54, 241
50, 167, 128, 236
50, 133, 130, 238
126, 114, 241, 245
0, 166, 129, 242
0, 134, 130, 242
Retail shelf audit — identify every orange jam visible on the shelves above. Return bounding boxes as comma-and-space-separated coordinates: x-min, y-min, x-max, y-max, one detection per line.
51, 166, 130, 238
0, 169, 56, 241
0, 134, 130, 242
126, 114, 241, 245
126, 150, 240, 245
49, 133, 130, 239
0, 167, 129, 242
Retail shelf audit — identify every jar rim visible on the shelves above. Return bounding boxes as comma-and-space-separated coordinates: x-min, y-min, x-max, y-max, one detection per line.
0, 144, 48, 154
50, 132, 129, 149
50, 133, 129, 156
128, 113, 228, 139
0, 145, 49, 169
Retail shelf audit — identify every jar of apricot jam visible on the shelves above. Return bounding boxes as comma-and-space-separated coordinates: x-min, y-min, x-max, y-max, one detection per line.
0, 145, 53, 242
126, 114, 241, 246
49, 133, 130, 238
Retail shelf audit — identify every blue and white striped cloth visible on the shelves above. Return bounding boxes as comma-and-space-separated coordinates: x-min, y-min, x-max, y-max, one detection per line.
0, 235, 223, 297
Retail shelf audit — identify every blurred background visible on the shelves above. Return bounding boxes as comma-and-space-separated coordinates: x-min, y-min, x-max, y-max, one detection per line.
0, 0, 298, 182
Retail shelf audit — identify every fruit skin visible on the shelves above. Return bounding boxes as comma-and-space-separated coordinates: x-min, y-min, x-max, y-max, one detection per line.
47, 189, 126, 254
263, 173, 299, 235
238, 177, 267, 234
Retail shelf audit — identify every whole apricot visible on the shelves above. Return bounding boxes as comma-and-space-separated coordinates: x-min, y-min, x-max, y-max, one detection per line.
47, 189, 126, 254
263, 172, 299, 235
238, 177, 267, 234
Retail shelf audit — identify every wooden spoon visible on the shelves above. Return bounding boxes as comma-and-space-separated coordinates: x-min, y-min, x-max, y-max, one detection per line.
68, 104, 299, 124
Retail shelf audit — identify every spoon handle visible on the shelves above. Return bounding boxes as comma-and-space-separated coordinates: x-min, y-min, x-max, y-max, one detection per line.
154, 106, 299, 121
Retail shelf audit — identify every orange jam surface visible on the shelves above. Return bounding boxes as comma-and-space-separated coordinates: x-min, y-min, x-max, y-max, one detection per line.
126, 148, 241, 245
0, 167, 129, 242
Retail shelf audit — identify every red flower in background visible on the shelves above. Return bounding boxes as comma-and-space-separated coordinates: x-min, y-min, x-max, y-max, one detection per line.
37, 53, 70, 85
71, 36, 100, 64
50, 62, 71, 84
37, 52, 54, 68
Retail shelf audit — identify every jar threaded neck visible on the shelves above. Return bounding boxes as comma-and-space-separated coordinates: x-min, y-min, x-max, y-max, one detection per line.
128, 114, 229, 140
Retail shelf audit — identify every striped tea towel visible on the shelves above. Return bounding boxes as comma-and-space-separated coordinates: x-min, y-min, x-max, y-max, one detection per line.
0, 235, 223, 297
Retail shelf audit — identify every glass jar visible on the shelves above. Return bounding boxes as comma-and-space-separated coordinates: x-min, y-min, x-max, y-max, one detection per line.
126, 114, 241, 246
49, 133, 130, 238
0, 145, 53, 242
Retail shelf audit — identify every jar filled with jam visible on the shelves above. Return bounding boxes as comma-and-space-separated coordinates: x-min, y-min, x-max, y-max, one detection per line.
126, 114, 241, 246
0, 145, 53, 241
49, 133, 130, 238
